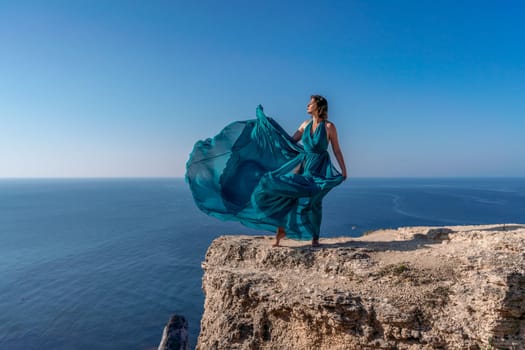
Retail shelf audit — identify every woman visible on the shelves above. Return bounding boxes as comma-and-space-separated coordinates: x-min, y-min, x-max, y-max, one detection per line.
186, 95, 347, 247
273, 95, 347, 246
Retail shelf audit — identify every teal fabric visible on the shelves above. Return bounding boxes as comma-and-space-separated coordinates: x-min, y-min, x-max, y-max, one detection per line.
186, 105, 344, 240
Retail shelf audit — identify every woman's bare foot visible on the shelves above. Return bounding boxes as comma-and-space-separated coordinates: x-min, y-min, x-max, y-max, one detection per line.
311, 239, 320, 247
273, 227, 286, 247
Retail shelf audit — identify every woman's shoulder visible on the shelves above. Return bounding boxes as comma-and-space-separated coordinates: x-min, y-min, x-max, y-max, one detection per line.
324, 121, 338, 141
298, 119, 311, 131
325, 120, 336, 129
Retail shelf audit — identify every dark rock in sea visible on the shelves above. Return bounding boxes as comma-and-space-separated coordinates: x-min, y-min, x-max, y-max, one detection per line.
157, 314, 189, 350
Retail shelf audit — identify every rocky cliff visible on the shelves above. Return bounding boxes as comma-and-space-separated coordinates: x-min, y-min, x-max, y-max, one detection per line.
197, 224, 525, 350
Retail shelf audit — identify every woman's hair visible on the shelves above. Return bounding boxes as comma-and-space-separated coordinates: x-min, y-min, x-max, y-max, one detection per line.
311, 95, 328, 119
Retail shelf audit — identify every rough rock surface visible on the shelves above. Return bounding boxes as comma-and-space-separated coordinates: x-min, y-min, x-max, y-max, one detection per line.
197, 224, 525, 350
158, 314, 190, 350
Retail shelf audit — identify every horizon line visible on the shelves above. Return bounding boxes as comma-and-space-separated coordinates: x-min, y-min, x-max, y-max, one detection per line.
1, 176, 525, 180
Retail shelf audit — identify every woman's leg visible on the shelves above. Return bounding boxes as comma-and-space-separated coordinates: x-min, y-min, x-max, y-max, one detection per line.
273, 226, 286, 247
310, 196, 323, 247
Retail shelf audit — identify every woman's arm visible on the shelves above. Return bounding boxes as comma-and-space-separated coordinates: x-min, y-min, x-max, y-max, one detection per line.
292, 120, 309, 142
327, 122, 347, 179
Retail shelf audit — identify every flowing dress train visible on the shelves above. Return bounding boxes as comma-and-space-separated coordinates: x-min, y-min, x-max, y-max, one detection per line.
186, 105, 344, 240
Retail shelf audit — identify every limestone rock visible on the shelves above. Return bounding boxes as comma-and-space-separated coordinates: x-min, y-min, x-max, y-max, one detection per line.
197, 224, 525, 349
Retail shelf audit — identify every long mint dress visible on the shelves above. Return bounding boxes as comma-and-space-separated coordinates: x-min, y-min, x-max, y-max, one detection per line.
186, 105, 344, 240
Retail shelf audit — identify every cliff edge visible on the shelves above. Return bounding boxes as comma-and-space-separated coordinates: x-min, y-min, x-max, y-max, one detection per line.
197, 224, 525, 349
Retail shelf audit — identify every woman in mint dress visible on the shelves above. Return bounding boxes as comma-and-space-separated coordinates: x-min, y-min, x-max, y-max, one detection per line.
186, 95, 347, 247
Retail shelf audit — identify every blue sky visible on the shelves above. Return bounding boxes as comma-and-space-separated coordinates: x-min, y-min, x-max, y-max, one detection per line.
1, 0, 524, 177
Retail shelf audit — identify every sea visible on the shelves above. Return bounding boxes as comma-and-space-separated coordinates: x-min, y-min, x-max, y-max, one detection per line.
1, 177, 525, 349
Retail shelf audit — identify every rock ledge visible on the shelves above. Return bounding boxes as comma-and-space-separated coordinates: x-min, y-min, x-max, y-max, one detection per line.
197, 224, 525, 349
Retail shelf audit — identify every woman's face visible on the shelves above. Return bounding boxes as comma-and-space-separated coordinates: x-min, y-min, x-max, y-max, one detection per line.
307, 98, 317, 115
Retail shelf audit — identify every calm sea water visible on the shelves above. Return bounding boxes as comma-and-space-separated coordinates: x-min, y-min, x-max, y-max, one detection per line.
1, 177, 525, 349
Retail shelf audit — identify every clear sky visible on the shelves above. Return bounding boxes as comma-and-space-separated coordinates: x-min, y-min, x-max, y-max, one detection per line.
1, 0, 524, 178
